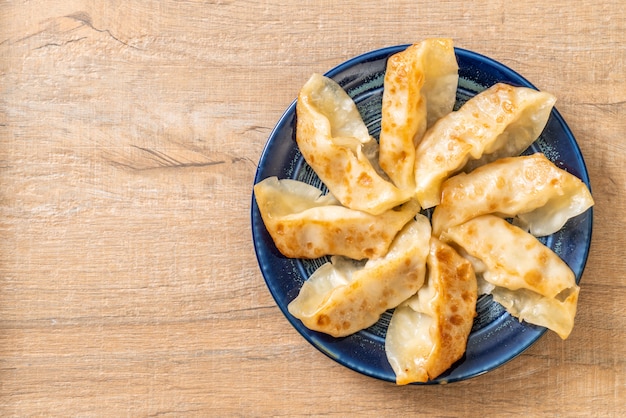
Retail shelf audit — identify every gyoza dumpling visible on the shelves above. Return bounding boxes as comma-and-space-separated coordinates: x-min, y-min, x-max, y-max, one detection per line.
379, 38, 458, 190
441, 215, 579, 339
287, 215, 431, 337
296, 73, 411, 215
254, 176, 420, 259
385, 238, 477, 384
489, 285, 579, 341
414, 83, 556, 208
432, 153, 595, 237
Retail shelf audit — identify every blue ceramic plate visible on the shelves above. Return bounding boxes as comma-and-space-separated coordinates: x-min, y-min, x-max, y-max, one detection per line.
251, 45, 593, 384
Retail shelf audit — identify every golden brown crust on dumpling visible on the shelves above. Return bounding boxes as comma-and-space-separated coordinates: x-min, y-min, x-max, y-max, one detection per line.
288, 216, 431, 338
379, 44, 426, 190
441, 215, 576, 298
414, 83, 556, 209
441, 215, 580, 339
385, 238, 477, 384
432, 153, 595, 237
379, 38, 458, 191
426, 239, 477, 380
296, 74, 411, 215
254, 177, 420, 259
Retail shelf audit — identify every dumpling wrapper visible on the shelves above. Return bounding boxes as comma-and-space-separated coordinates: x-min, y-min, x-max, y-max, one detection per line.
432, 153, 595, 237
254, 176, 420, 259
441, 215, 579, 339
379, 38, 458, 190
414, 83, 556, 208
385, 238, 477, 384
490, 285, 579, 341
296, 73, 411, 215
287, 215, 431, 337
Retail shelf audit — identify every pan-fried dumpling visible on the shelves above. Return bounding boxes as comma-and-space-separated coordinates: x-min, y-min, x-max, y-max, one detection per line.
296, 73, 411, 215
489, 285, 579, 341
414, 83, 556, 208
385, 238, 477, 384
441, 215, 579, 339
379, 38, 458, 190
432, 153, 595, 237
254, 176, 420, 259
287, 215, 431, 337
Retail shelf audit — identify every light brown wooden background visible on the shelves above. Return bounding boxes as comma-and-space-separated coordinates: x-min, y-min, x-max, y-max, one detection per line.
1, 1, 624, 416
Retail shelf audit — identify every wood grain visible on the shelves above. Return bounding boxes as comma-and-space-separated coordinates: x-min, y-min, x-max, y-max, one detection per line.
1, 1, 625, 416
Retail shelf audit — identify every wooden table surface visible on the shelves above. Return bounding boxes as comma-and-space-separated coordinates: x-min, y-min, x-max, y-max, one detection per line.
1, 1, 625, 416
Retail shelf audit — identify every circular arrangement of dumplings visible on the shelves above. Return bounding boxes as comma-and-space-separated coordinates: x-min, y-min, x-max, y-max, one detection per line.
254, 39, 594, 385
